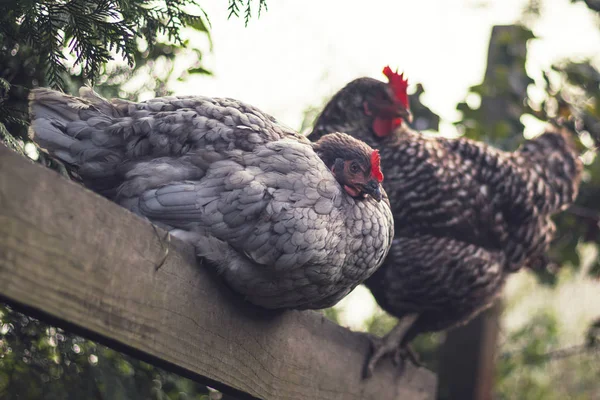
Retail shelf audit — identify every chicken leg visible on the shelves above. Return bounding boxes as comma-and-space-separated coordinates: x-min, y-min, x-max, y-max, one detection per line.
363, 313, 419, 378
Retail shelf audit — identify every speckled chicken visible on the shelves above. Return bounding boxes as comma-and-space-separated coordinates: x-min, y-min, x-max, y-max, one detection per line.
28, 87, 394, 310
310, 67, 583, 376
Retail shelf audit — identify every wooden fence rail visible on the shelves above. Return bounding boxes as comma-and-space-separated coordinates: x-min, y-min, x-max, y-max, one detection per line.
0, 144, 436, 400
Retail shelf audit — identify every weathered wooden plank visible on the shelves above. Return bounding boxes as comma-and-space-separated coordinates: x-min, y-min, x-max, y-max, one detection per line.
0, 144, 436, 400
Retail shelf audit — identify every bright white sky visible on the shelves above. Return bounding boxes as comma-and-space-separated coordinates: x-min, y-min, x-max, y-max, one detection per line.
173, 0, 600, 138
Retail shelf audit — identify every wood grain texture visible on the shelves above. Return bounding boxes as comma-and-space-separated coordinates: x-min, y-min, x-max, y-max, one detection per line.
0, 144, 436, 400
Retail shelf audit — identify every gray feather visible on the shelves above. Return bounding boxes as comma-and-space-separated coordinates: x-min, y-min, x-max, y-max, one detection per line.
29, 86, 394, 310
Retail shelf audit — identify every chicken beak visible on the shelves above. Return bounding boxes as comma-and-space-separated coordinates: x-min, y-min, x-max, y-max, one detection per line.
397, 107, 413, 124
363, 180, 383, 202
370, 97, 412, 124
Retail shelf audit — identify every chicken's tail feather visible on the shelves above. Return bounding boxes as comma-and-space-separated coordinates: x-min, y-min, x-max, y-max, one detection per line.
29, 88, 85, 161
28, 87, 124, 195
519, 125, 583, 212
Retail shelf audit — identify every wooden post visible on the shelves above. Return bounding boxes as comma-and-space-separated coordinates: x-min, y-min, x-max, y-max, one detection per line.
0, 144, 436, 400
437, 302, 502, 400
437, 25, 532, 400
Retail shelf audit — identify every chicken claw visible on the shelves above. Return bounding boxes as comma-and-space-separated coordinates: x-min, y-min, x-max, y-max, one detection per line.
363, 313, 418, 379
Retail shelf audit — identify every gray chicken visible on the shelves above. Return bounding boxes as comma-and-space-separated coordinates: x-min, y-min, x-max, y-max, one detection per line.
309, 67, 583, 376
28, 87, 394, 310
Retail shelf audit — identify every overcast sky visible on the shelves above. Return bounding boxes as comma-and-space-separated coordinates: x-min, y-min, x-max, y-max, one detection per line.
173, 0, 600, 139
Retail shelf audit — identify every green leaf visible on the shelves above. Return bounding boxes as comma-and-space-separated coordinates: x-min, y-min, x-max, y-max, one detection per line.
187, 66, 212, 76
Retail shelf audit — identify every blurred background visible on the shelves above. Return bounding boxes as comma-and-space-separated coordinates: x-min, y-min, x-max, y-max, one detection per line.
1, 0, 599, 399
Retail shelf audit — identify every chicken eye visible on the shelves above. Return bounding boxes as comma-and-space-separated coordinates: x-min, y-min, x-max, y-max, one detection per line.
350, 162, 360, 174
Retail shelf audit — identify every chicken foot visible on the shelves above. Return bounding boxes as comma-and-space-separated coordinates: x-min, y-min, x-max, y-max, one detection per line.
363, 312, 419, 378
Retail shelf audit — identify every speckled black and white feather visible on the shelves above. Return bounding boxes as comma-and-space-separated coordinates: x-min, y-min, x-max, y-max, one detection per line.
310, 77, 582, 339
29, 87, 394, 310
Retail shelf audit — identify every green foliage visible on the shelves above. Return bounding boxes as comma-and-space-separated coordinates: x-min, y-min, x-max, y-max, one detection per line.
0, 0, 209, 89
496, 312, 600, 400
84, 36, 212, 102
0, 304, 219, 399
0, 78, 27, 155
321, 306, 342, 325
455, 25, 535, 150
227, 0, 268, 26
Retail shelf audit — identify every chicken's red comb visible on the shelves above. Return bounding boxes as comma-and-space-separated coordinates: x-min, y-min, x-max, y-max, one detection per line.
383, 66, 409, 109
370, 150, 384, 183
